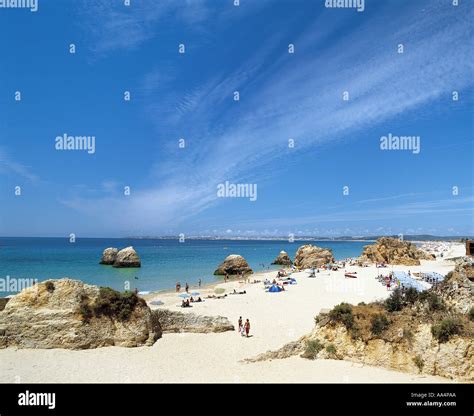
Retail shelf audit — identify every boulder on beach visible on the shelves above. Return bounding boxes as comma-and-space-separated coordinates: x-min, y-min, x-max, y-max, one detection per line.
272, 250, 292, 266
113, 246, 141, 268
359, 237, 435, 266
0, 279, 161, 349
214, 254, 253, 275
152, 309, 234, 333
293, 245, 335, 269
99, 247, 118, 265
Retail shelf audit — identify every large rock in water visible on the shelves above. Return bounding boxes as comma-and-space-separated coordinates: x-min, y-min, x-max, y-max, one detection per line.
99, 247, 118, 265
214, 254, 253, 275
293, 245, 334, 269
0, 279, 161, 349
272, 251, 292, 266
113, 246, 141, 268
359, 237, 435, 266
152, 309, 234, 333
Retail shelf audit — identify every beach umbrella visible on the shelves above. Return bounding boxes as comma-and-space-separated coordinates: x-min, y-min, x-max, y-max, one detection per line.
268, 285, 282, 293
178, 293, 190, 299
190, 292, 200, 296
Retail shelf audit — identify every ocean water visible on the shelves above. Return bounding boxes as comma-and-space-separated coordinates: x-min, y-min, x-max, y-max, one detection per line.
0, 238, 368, 296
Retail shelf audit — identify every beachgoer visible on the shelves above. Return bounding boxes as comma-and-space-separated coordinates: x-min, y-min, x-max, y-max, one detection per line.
185, 282, 189, 293
176, 282, 181, 292
198, 278, 202, 288
238, 316, 243, 333
244, 319, 250, 337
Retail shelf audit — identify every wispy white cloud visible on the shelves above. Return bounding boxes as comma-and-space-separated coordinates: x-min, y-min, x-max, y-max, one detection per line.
0, 148, 39, 183
66, 0, 474, 234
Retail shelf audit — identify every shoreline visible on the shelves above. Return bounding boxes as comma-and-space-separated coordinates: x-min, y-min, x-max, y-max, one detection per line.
0, 241, 467, 383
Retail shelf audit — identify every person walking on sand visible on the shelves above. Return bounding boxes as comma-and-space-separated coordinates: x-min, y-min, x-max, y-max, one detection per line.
176, 281, 181, 292
244, 319, 250, 337
224, 272, 229, 283
238, 316, 243, 333
185, 282, 189, 293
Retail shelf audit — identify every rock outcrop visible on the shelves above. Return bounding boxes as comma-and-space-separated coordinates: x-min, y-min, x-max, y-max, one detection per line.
0, 279, 161, 349
359, 237, 435, 266
152, 309, 234, 333
272, 251, 292, 266
99, 247, 118, 265
293, 245, 334, 269
214, 254, 253, 275
113, 246, 141, 268
434, 257, 474, 314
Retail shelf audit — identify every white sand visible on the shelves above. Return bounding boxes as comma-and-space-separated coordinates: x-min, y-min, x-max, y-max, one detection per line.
0, 242, 464, 383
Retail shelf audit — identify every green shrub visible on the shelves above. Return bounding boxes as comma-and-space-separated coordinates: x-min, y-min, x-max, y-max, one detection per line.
420, 292, 445, 311
326, 344, 337, 357
371, 314, 390, 336
469, 307, 474, 321
93, 287, 142, 321
404, 287, 419, 304
431, 318, 463, 343
349, 324, 361, 340
413, 355, 424, 373
79, 294, 93, 323
385, 288, 403, 312
329, 303, 354, 329
303, 340, 324, 359
45, 281, 55, 293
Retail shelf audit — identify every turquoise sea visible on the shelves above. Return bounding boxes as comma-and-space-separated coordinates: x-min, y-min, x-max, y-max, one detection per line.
0, 238, 369, 295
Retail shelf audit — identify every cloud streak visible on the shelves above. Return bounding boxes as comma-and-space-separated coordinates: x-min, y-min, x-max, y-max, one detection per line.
66, 0, 474, 234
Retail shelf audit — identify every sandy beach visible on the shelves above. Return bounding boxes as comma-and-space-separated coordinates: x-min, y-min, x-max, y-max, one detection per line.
0, 242, 465, 383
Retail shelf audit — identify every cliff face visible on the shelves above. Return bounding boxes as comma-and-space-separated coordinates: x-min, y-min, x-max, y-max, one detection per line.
301, 319, 473, 381
434, 258, 474, 314
293, 245, 335, 269
0, 279, 161, 349
359, 237, 435, 265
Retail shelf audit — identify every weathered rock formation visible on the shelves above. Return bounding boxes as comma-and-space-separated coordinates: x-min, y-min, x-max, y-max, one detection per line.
113, 246, 141, 268
0, 279, 161, 349
434, 257, 474, 314
359, 237, 435, 266
99, 247, 118, 265
153, 309, 234, 333
293, 245, 334, 269
214, 254, 253, 275
272, 251, 292, 266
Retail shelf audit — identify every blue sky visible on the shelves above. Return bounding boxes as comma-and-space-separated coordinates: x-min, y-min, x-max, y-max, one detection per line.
0, 0, 473, 238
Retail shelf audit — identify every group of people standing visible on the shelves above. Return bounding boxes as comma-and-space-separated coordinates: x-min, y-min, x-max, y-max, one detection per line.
238, 316, 251, 337
176, 278, 202, 293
